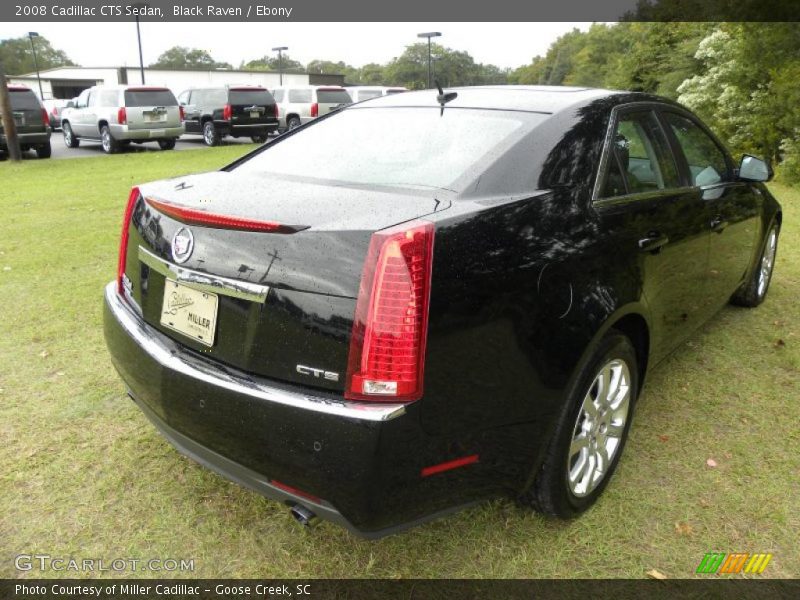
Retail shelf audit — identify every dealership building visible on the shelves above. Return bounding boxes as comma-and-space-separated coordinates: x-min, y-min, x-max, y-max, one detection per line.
8, 66, 345, 100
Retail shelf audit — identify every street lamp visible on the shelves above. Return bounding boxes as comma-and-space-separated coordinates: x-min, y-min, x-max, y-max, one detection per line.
28, 32, 44, 100
416, 31, 441, 89
272, 46, 288, 85
130, 3, 150, 84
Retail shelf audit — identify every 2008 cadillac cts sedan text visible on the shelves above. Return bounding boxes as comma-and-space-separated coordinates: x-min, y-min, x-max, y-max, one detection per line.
104, 86, 781, 537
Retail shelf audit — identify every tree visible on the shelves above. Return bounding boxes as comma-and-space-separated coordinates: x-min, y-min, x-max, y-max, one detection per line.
0, 35, 76, 75
150, 47, 231, 70
242, 54, 304, 73
383, 43, 507, 90
306, 59, 361, 84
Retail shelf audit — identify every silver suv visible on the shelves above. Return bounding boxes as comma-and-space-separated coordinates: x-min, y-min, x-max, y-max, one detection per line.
61, 86, 184, 153
272, 86, 352, 132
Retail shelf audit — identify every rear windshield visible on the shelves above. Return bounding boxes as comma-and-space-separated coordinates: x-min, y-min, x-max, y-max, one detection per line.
317, 89, 352, 104
10, 90, 41, 110
229, 90, 274, 105
235, 107, 545, 191
124, 89, 177, 107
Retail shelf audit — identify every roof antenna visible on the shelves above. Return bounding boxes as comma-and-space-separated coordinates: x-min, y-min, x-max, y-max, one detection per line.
435, 80, 457, 116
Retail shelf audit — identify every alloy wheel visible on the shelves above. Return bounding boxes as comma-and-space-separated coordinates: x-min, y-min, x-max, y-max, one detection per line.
758, 229, 777, 298
567, 359, 631, 497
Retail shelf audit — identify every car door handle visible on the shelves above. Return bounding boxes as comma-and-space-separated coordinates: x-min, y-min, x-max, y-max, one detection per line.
638, 232, 669, 254
710, 216, 729, 233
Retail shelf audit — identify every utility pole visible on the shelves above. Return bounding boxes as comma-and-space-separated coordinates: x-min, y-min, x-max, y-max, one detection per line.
0, 61, 22, 161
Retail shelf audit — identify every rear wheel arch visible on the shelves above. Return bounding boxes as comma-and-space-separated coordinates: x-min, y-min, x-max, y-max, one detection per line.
607, 312, 650, 388
97, 120, 109, 134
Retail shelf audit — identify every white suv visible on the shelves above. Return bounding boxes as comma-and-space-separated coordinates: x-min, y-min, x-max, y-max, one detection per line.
347, 86, 408, 103
272, 86, 352, 132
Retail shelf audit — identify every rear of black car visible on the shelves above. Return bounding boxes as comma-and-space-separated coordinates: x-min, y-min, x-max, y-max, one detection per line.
103, 101, 548, 535
221, 87, 278, 141
0, 86, 51, 158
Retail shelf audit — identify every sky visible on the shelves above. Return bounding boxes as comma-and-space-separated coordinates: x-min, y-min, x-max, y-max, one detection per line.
0, 22, 594, 71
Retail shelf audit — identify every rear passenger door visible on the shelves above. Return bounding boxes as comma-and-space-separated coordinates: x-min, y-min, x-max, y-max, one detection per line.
593, 107, 711, 361
659, 110, 761, 314
180, 90, 200, 134
72, 89, 94, 137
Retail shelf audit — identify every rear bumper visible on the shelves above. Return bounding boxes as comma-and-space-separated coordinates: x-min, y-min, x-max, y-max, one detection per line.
103, 282, 483, 537
216, 121, 279, 136
109, 124, 184, 140
1, 131, 50, 148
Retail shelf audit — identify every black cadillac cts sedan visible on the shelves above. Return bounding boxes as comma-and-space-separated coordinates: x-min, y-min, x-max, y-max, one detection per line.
104, 86, 781, 537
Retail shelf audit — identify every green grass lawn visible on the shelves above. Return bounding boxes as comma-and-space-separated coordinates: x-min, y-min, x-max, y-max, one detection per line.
1, 150, 798, 579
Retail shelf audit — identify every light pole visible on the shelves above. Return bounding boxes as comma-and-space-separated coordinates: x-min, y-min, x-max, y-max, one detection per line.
130, 3, 149, 84
272, 46, 288, 85
28, 32, 44, 100
416, 31, 441, 89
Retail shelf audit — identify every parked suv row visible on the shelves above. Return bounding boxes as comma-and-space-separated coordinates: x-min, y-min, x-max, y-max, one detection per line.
272, 86, 353, 132
61, 86, 184, 154
177, 86, 278, 146
0, 84, 52, 159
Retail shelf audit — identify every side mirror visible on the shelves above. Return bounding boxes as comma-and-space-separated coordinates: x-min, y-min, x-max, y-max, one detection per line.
738, 154, 772, 182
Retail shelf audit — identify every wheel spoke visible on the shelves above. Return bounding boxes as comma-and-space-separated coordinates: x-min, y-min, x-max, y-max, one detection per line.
570, 435, 590, 457
605, 421, 625, 439
596, 443, 610, 473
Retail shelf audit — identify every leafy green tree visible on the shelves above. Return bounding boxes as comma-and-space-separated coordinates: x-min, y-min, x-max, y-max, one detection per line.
306, 59, 361, 84
150, 46, 232, 70
383, 43, 506, 89
242, 54, 304, 73
0, 35, 76, 75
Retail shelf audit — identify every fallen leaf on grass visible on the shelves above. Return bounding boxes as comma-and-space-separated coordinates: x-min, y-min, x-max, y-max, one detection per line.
658, 434, 670, 443
699, 498, 711, 508
774, 339, 785, 348
674, 522, 694, 536
39, 350, 50, 359
647, 569, 668, 580
706, 458, 718, 468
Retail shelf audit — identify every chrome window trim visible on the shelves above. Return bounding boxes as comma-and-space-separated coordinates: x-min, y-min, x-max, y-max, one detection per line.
138, 245, 270, 304
106, 282, 407, 422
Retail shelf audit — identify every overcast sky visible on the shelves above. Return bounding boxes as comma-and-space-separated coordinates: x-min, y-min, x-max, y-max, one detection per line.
0, 22, 594, 71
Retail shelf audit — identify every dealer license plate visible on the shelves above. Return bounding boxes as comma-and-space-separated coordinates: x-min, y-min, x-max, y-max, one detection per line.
250, 111, 260, 118
160, 280, 218, 347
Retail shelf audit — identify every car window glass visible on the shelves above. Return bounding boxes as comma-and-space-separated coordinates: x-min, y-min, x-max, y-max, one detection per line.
317, 89, 352, 104
273, 89, 284, 102
235, 107, 544, 191
209, 89, 226, 105
76, 90, 90, 108
358, 90, 382, 101
663, 112, 729, 186
288, 89, 312, 103
177, 91, 190, 104
9, 90, 41, 110
99, 90, 118, 106
229, 90, 274, 105
88, 91, 96, 107
124, 89, 177, 107
601, 111, 679, 198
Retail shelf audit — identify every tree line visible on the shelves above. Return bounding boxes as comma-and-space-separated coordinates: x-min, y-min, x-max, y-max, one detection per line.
2, 23, 798, 181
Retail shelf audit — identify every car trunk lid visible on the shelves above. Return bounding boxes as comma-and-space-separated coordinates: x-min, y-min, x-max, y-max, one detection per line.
228, 88, 277, 126
124, 87, 181, 130
122, 171, 449, 391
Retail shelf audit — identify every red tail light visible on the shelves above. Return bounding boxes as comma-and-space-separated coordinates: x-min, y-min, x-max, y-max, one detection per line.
117, 187, 141, 295
179, 105, 185, 122
345, 221, 435, 402
310, 102, 319, 117
41, 108, 50, 127
117, 107, 127, 125
273, 103, 279, 118
52, 106, 59, 116
223, 103, 232, 120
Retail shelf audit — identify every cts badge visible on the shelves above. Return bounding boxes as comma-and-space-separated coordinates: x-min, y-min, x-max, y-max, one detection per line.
171, 227, 194, 264
296, 365, 340, 382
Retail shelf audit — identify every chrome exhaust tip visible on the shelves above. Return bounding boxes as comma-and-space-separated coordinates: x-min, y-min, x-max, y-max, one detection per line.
289, 504, 320, 529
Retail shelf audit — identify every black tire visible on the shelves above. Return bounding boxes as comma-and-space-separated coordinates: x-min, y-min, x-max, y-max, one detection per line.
100, 125, 119, 154
730, 223, 779, 308
63, 122, 79, 148
158, 139, 176, 150
35, 142, 52, 159
202, 121, 220, 146
287, 116, 301, 131
519, 331, 638, 518
0, 150, 7, 161
251, 134, 268, 144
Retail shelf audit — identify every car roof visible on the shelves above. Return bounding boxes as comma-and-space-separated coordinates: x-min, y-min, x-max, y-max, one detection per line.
357, 85, 644, 114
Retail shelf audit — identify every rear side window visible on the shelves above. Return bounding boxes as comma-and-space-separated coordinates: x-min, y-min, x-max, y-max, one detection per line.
663, 112, 729, 186
229, 90, 274, 105
99, 90, 119, 107
358, 90, 382, 101
9, 91, 41, 110
124, 89, 177, 107
317, 89, 352, 104
288, 89, 312, 103
273, 89, 284, 102
601, 111, 679, 198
